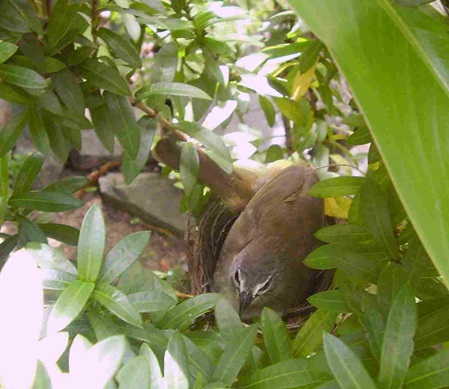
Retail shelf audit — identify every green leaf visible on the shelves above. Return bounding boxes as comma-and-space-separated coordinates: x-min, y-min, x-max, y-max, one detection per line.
98, 231, 150, 284
9, 191, 83, 212
140, 344, 165, 389
404, 348, 449, 389
46, 0, 81, 48
292, 309, 337, 358
42, 113, 70, 162
287, 0, 449, 285
265, 145, 284, 163
165, 332, 190, 389
212, 325, 258, 386
0, 42, 18, 63
0, 235, 18, 266
77, 204, 106, 282
308, 290, 352, 313
378, 285, 417, 389
347, 126, 371, 146
161, 293, 220, 331
0, 108, 29, 157
241, 359, 329, 389
299, 40, 324, 73
98, 28, 142, 68
77, 59, 131, 96
304, 244, 339, 270
45, 57, 66, 73
415, 296, 449, 349
12, 152, 44, 196
40, 268, 77, 290
38, 223, 80, 246
32, 360, 51, 389
47, 279, 95, 333
360, 179, 400, 260
38, 88, 63, 115
402, 240, 431, 291
315, 224, 372, 244
360, 308, 385, 360
0, 82, 30, 105
51, 68, 85, 117
27, 243, 77, 275
44, 176, 90, 194
92, 283, 142, 328
17, 215, 47, 244
259, 95, 276, 127
308, 176, 365, 198
28, 109, 50, 154
9, 0, 43, 35
136, 82, 212, 100
128, 290, 176, 312
116, 355, 151, 389
89, 103, 116, 153
180, 142, 200, 197
215, 298, 243, 341
175, 121, 231, 162
88, 310, 121, 341
151, 41, 178, 84
0, 64, 46, 89
323, 332, 377, 389
183, 335, 215, 382
0, 151, 8, 224
122, 117, 156, 184
377, 263, 409, 318
103, 91, 140, 159
261, 308, 291, 363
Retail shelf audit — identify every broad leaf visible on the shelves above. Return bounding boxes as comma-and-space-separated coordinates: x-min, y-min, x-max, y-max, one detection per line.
27, 243, 77, 275
308, 290, 352, 313
0, 42, 18, 63
0, 64, 46, 89
47, 279, 95, 333
323, 333, 377, 389
77, 204, 105, 282
98, 231, 150, 284
288, 0, 449, 284
414, 296, 449, 349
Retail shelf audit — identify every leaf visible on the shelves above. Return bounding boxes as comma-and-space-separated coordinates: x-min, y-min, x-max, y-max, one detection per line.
128, 290, 177, 312
72, 335, 127, 388
308, 176, 365, 198
304, 244, 338, 270
215, 298, 243, 341
378, 285, 417, 389
265, 145, 284, 163
44, 176, 89, 194
51, 68, 85, 117
98, 28, 142, 69
135, 82, 212, 100
40, 268, 77, 290
377, 263, 409, 318
414, 296, 449, 349
27, 243, 77, 275
77, 59, 131, 96
12, 152, 43, 196
28, 109, 50, 154
98, 231, 150, 284
404, 348, 449, 389
347, 126, 371, 146
103, 91, 140, 159
259, 95, 276, 127
175, 121, 231, 162
240, 359, 329, 389
0, 109, 29, 157
323, 333, 377, 389
0, 235, 18, 266
122, 117, 156, 184
164, 332, 190, 389
140, 344, 165, 389
47, 279, 95, 333
315, 224, 372, 244
261, 308, 291, 363
151, 41, 178, 84
77, 204, 106, 282
292, 309, 337, 358
212, 325, 258, 386
0, 82, 30, 105
308, 290, 352, 313
46, 0, 81, 47
0, 41, 18, 63
116, 356, 151, 389
9, 191, 83, 212
160, 293, 220, 331
300, 40, 324, 73
182, 335, 215, 382
180, 142, 200, 197
92, 283, 142, 328
360, 308, 385, 360
402, 240, 431, 291
0, 64, 46, 89
287, 0, 449, 286
89, 103, 116, 153
360, 179, 400, 260
38, 223, 80, 246
17, 215, 47, 244
32, 360, 51, 389
9, 0, 43, 35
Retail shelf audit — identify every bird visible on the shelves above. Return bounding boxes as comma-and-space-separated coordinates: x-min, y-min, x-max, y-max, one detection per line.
153, 137, 326, 319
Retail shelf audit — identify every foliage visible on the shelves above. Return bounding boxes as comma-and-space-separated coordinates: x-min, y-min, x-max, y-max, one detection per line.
1, 0, 449, 387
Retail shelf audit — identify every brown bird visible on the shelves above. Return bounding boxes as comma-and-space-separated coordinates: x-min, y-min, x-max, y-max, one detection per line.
153, 137, 325, 319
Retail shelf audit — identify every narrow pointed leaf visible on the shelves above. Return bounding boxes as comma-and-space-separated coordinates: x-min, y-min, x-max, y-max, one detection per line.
0, 109, 29, 157
140, 344, 165, 389
165, 332, 190, 389
315, 224, 372, 244
12, 152, 44, 196
77, 204, 106, 282
136, 82, 212, 100
89, 103, 115, 153
98, 231, 150, 284
9, 191, 83, 212
38, 223, 80, 246
0, 42, 18, 63
28, 109, 49, 154
378, 285, 417, 389
98, 28, 142, 68
47, 279, 94, 333
308, 290, 352, 313
180, 142, 200, 196
128, 290, 177, 312
92, 283, 142, 328
323, 332, 377, 389
0, 64, 46, 89
43, 176, 89, 194
51, 68, 85, 116
261, 308, 291, 363
404, 348, 449, 389
308, 176, 365, 198
116, 355, 151, 389
215, 298, 243, 341
212, 325, 258, 386
27, 243, 77, 275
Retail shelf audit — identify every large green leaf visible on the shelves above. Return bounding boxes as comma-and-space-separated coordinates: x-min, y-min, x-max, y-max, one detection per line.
308, 176, 365, 198
9, 191, 83, 212
164, 332, 190, 389
404, 348, 449, 389
116, 356, 150, 389
77, 204, 105, 282
288, 0, 449, 284
261, 308, 291, 364
0, 64, 46, 89
323, 333, 377, 389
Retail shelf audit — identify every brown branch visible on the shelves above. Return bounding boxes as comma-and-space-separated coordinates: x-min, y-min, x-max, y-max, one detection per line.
282, 115, 293, 156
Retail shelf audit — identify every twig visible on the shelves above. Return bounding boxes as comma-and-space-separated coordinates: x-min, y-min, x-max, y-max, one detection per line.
176, 291, 194, 299
282, 115, 293, 156
74, 161, 121, 199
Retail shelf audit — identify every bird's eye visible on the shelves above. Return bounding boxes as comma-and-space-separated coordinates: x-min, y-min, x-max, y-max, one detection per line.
254, 276, 274, 296
233, 269, 240, 287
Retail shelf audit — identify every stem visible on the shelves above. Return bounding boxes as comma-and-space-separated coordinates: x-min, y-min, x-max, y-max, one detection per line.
282, 115, 293, 156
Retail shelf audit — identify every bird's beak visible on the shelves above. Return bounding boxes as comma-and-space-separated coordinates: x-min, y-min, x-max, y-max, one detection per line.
239, 291, 254, 316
